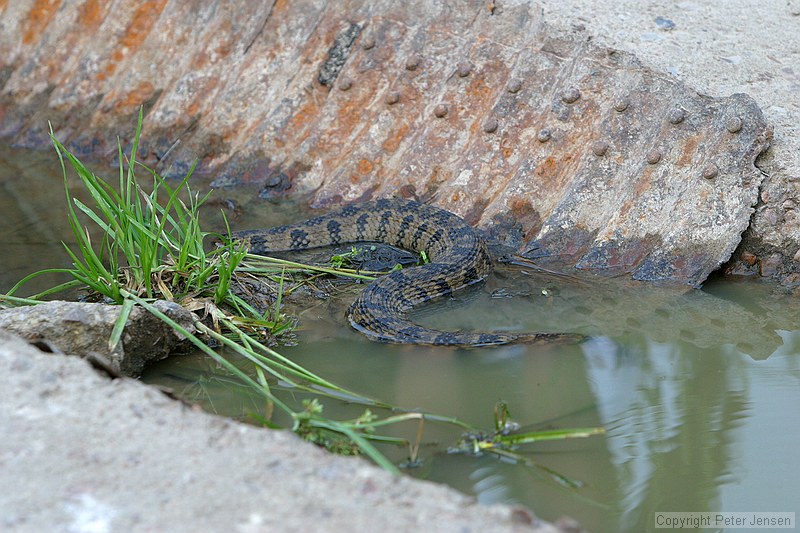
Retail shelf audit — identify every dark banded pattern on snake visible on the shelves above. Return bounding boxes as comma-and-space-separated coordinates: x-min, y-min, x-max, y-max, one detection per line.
236, 198, 579, 346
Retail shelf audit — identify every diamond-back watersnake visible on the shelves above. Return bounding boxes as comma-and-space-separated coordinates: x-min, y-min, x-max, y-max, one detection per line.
235, 198, 579, 346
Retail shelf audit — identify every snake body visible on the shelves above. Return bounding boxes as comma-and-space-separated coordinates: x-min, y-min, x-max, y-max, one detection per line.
236, 198, 578, 346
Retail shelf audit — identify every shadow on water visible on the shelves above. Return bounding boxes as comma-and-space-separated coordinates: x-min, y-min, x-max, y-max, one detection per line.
2, 144, 798, 532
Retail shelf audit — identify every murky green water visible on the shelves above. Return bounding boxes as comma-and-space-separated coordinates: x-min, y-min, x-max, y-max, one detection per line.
2, 145, 798, 533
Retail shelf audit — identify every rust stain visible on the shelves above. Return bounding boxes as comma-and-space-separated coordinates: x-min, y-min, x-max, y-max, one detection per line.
334, 98, 365, 134
190, 50, 211, 70
284, 95, 322, 147
120, 1, 167, 49
113, 81, 155, 111
271, 0, 290, 15
678, 134, 700, 166
78, 0, 109, 31
215, 39, 233, 60
100, 0, 167, 79
185, 79, 217, 116
618, 166, 654, 221
382, 122, 410, 153
465, 76, 492, 100
22, 0, 61, 45
357, 158, 374, 174
617, 196, 634, 221
287, 97, 320, 129
535, 156, 558, 181
634, 165, 654, 197
0, 1, 7, 13
500, 137, 513, 159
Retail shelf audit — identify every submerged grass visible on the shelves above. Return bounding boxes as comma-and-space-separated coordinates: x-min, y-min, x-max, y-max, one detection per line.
0, 110, 603, 479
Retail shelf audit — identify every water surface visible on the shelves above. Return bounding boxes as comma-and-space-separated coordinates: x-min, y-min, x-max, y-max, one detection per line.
2, 145, 798, 533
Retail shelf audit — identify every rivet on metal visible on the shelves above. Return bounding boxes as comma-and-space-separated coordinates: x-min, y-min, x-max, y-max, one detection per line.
434, 103, 449, 118
361, 36, 376, 50
338, 77, 352, 91
702, 163, 719, 180
726, 116, 743, 133
385, 91, 400, 105
614, 98, 629, 112
537, 129, 551, 143
668, 107, 686, 124
592, 141, 609, 157
507, 79, 523, 94
405, 55, 421, 71
483, 118, 498, 134
561, 87, 581, 104
646, 149, 662, 164
456, 61, 472, 78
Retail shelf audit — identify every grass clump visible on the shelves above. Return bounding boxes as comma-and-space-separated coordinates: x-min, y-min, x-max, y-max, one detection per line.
0, 110, 603, 478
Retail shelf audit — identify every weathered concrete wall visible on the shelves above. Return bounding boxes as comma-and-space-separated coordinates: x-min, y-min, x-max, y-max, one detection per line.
534, 0, 800, 284
0, 1, 774, 285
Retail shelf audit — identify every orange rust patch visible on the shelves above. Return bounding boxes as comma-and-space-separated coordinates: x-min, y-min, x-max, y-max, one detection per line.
678, 134, 700, 166
535, 156, 558, 180
382, 123, 409, 153
22, 0, 61, 45
357, 158, 374, 174
328, 91, 374, 147
286, 96, 321, 136
186, 78, 217, 116
113, 81, 155, 111
272, 0, 289, 15
191, 51, 210, 70
121, 1, 167, 50
101, 0, 167, 79
215, 39, 233, 60
465, 76, 492, 100
79, 0, 108, 31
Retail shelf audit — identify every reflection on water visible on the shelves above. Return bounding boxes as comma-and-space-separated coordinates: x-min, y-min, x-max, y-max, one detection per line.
2, 145, 799, 533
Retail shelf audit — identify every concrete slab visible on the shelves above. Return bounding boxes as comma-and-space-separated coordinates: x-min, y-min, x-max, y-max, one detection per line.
0, 329, 565, 533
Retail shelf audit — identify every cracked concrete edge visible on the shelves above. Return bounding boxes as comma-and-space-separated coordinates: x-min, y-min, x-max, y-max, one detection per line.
536, 0, 800, 280
0, 300, 196, 378
0, 328, 573, 533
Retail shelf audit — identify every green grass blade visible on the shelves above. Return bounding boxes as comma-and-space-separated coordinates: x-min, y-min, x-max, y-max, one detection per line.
493, 427, 606, 447
109, 298, 135, 353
